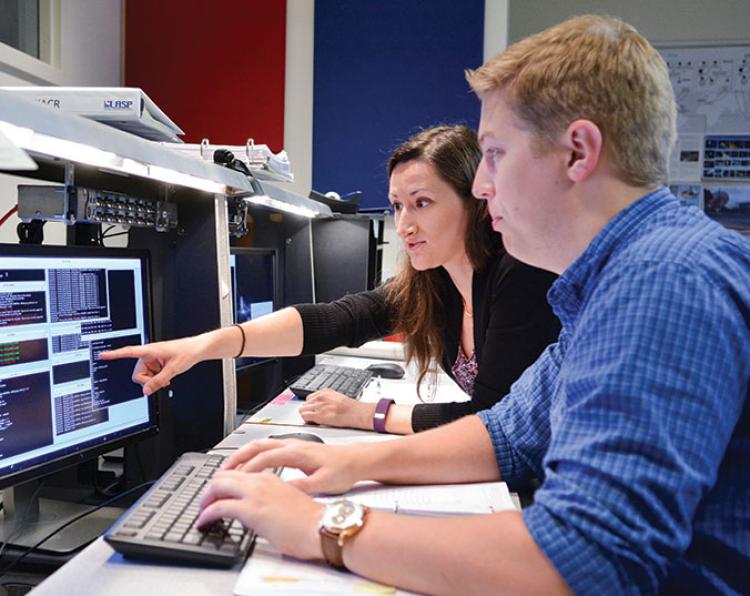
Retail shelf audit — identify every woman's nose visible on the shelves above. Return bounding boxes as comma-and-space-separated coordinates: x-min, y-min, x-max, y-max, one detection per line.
396, 213, 416, 238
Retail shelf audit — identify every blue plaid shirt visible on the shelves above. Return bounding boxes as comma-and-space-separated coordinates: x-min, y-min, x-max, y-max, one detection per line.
479, 188, 750, 595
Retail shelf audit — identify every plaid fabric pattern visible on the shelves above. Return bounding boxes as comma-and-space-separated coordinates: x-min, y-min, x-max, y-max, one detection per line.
479, 187, 750, 595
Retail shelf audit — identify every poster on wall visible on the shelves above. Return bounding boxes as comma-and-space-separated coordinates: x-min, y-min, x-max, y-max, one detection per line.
669, 135, 703, 182
660, 43, 750, 232
659, 44, 750, 137
703, 185, 750, 231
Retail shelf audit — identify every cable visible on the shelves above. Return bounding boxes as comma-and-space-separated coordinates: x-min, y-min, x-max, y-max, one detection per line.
101, 228, 131, 247
213, 149, 253, 177
0, 206, 18, 228
0, 480, 154, 579
16, 220, 45, 244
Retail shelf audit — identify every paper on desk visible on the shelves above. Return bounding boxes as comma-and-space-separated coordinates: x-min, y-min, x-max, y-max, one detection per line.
235, 478, 516, 595
247, 400, 305, 426
235, 538, 416, 595
280, 468, 517, 515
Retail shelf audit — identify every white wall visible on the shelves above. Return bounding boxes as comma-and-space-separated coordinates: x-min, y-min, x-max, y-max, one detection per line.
0, 1, 122, 86
508, 0, 750, 44
283, 0, 314, 200
0, 0, 123, 244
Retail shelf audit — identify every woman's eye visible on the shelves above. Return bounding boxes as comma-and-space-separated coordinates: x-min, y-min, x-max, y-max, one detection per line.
416, 199, 431, 208
390, 202, 402, 212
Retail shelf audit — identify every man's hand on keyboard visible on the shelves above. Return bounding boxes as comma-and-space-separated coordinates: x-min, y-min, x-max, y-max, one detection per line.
222, 438, 361, 495
99, 335, 208, 396
299, 389, 377, 430
196, 470, 324, 561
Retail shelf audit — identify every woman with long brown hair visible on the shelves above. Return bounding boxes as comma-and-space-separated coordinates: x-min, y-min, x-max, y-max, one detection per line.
102, 125, 559, 434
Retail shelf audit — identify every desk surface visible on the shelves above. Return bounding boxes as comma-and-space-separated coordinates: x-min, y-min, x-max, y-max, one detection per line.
32, 355, 492, 595
32, 422, 387, 596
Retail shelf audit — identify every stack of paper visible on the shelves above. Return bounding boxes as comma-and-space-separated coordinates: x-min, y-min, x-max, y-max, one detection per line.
316, 480, 516, 515
0, 86, 184, 142
281, 468, 517, 515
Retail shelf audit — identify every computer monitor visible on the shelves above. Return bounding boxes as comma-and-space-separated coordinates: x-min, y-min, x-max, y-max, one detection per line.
229, 248, 279, 370
0, 243, 157, 553
311, 217, 374, 303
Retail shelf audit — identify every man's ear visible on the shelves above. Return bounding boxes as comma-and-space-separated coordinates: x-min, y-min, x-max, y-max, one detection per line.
563, 120, 603, 183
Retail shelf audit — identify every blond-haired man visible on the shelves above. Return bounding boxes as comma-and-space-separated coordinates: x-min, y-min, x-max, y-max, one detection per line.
195, 16, 748, 594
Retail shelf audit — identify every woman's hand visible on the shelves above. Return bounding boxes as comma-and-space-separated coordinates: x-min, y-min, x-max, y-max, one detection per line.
222, 438, 364, 495
99, 335, 211, 396
196, 470, 324, 561
299, 389, 377, 430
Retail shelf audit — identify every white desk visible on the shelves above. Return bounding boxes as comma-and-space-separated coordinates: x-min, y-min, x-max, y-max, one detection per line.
245, 352, 470, 428
31, 422, 396, 596
31, 355, 496, 595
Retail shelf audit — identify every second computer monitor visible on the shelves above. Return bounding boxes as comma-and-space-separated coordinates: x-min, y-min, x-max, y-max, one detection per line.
229, 248, 279, 370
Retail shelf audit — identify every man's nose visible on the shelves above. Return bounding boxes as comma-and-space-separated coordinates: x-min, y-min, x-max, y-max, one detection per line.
472, 161, 493, 201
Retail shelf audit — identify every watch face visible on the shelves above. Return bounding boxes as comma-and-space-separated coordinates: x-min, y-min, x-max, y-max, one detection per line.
321, 499, 365, 532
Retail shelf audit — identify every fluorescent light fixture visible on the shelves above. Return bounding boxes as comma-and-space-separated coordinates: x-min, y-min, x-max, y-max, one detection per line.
120, 158, 149, 177
0, 119, 227, 194
0, 120, 117, 169
0, 127, 37, 171
149, 165, 226, 194
245, 194, 319, 218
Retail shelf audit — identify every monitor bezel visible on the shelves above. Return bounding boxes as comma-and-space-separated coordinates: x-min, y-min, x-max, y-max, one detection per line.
229, 246, 280, 371
0, 242, 159, 490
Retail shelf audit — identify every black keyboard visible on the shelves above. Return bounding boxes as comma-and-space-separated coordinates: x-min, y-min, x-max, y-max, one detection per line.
289, 363, 373, 399
105, 452, 276, 567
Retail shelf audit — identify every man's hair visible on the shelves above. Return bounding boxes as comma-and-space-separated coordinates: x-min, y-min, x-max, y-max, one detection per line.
466, 15, 676, 187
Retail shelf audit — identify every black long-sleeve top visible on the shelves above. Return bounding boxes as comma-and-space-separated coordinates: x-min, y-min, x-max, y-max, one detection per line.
294, 252, 560, 431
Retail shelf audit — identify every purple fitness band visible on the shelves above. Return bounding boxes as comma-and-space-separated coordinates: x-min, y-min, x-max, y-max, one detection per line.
373, 398, 394, 433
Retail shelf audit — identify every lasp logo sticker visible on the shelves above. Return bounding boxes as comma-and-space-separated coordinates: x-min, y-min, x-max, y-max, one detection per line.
103, 100, 133, 110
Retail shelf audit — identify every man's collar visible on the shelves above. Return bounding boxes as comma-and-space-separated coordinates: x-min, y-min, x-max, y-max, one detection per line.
548, 187, 675, 325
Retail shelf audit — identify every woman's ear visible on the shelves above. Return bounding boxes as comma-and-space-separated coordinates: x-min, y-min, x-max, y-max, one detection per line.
563, 120, 603, 183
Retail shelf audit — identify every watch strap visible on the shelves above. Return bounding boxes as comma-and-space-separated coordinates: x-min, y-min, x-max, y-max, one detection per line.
373, 398, 394, 433
319, 526, 346, 569
319, 505, 370, 570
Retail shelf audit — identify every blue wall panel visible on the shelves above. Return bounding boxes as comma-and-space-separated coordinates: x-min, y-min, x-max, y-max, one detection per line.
313, 0, 484, 209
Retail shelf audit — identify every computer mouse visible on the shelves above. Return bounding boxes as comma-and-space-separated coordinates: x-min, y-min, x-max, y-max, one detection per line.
366, 362, 405, 379
268, 432, 325, 444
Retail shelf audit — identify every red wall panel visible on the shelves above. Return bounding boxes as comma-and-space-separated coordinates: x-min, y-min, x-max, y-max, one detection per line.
125, 0, 286, 150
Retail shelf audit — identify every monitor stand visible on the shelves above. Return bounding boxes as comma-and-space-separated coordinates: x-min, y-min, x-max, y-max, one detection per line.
0, 479, 123, 554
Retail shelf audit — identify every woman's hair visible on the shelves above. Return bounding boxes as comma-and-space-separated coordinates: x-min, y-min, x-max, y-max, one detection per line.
384, 125, 500, 396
